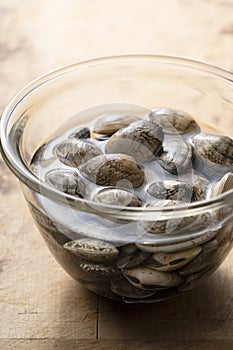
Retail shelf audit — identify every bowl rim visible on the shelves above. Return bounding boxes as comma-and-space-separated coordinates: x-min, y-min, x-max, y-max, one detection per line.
1, 54, 233, 220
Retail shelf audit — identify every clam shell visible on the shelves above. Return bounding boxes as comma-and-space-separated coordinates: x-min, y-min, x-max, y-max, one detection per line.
139, 199, 211, 235
149, 108, 200, 135
192, 134, 233, 179
136, 229, 219, 253
68, 126, 90, 139
178, 236, 230, 276
157, 140, 193, 175
210, 172, 233, 198
111, 278, 155, 299
92, 113, 138, 140
123, 266, 183, 290
116, 250, 150, 269
45, 168, 83, 196
209, 173, 233, 219
147, 180, 203, 202
63, 238, 119, 262
144, 246, 202, 272
118, 243, 138, 256
79, 154, 144, 188
54, 139, 102, 167
79, 261, 120, 281
93, 188, 142, 208
105, 120, 164, 163
180, 171, 209, 196
191, 172, 209, 189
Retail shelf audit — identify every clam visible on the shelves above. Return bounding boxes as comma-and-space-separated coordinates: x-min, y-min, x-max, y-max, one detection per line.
45, 168, 83, 196
178, 238, 222, 276
123, 266, 183, 290
79, 261, 120, 281
139, 199, 211, 235
136, 242, 181, 254
149, 108, 200, 136
118, 243, 138, 256
180, 171, 209, 198
157, 140, 193, 175
210, 172, 233, 198
68, 126, 90, 139
92, 113, 138, 140
111, 278, 155, 299
79, 154, 144, 188
147, 180, 203, 202
144, 246, 202, 272
105, 120, 164, 163
191, 172, 209, 188
93, 188, 142, 207
136, 229, 218, 253
209, 173, 233, 219
54, 139, 102, 167
116, 249, 150, 269
92, 188, 142, 224
192, 134, 233, 179
116, 244, 144, 268
63, 238, 119, 262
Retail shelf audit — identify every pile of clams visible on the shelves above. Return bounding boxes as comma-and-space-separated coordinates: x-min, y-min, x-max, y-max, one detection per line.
31, 106, 233, 302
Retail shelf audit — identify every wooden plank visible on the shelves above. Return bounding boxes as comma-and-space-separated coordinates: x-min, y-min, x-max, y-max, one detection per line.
0, 339, 233, 350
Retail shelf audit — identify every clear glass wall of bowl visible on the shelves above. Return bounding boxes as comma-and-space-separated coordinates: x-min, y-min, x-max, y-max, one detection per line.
1, 56, 233, 302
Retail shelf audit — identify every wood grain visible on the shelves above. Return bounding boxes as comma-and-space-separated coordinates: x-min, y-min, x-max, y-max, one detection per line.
0, 0, 233, 349
0, 339, 233, 350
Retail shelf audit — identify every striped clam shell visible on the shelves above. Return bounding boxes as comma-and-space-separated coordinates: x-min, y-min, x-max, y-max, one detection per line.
68, 126, 90, 139
147, 180, 203, 202
144, 246, 202, 272
116, 249, 150, 269
63, 238, 119, 262
157, 140, 193, 175
105, 120, 164, 163
45, 168, 83, 197
93, 188, 142, 207
149, 108, 200, 136
78, 261, 121, 281
192, 134, 233, 179
92, 113, 138, 140
210, 172, 233, 198
54, 138, 102, 167
79, 154, 144, 188
139, 199, 211, 235
123, 266, 183, 290
111, 278, 155, 299
178, 237, 228, 276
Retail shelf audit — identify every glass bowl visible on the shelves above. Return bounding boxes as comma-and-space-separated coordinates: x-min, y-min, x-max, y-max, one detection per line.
1, 55, 233, 303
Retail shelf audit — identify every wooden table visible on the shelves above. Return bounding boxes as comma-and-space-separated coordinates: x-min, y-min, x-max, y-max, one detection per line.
1, 1, 233, 349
